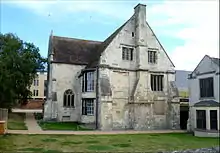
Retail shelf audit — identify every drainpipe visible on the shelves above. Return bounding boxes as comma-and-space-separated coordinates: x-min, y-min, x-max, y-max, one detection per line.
95, 66, 99, 130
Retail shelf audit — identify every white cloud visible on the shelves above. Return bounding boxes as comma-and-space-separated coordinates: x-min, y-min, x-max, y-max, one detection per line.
2, 0, 219, 71
147, 1, 219, 71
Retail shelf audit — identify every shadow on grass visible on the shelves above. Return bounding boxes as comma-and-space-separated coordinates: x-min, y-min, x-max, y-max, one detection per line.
86, 140, 100, 144
87, 145, 113, 151
19, 148, 60, 153
41, 138, 58, 142
112, 143, 131, 148
61, 141, 83, 145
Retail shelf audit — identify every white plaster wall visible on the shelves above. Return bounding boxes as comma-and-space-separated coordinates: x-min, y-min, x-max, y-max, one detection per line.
189, 107, 220, 131
189, 73, 219, 106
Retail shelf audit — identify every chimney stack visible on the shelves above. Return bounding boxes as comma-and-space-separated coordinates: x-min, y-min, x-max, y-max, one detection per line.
134, 4, 147, 69
134, 4, 146, 27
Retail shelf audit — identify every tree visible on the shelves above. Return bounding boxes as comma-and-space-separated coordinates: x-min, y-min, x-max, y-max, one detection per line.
0, 33, 47, 108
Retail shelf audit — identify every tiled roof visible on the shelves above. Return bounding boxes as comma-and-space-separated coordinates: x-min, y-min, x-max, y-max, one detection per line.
211, 57, 220, 67
194, 100, 219, 107
50, 17, 131, 67
51, 36, 102, 65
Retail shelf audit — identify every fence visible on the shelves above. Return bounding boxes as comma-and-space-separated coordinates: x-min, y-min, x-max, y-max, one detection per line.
0, 108, 8, 131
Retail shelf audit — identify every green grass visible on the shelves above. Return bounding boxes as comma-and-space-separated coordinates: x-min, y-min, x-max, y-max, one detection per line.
38, 121, 92, 131
0, 133, 219, 152
7, 113, 27, 130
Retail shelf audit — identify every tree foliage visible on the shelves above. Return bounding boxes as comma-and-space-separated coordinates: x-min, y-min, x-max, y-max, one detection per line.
0, 33, 47, 108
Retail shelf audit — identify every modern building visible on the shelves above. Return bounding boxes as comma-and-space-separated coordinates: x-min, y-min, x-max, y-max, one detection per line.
29, 71, 47, 100
188, 55, 219, 137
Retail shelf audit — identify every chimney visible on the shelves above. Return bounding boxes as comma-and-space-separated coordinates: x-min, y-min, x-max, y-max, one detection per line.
134, 3, 146, 46
134, 4, 147, 69
134, 4, 146, 27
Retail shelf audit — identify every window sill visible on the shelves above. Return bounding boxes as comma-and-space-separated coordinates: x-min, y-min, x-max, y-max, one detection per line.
82, 114, 94, 116
63, 107, 75, 109
82, 91, 95, 93
195, 128, 220, 133
199, 97, 215, 100
148, 62, 157, 65
151, 90, 164, 92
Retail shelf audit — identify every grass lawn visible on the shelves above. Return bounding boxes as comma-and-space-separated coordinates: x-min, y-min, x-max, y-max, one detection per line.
0, 133, 219, 152
38, 121, 92, 131
7, 113, 27, 130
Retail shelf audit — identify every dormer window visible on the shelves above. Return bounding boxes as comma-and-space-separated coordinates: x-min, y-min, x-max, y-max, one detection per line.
122, 47, 133, 61
148, 50, 157, 64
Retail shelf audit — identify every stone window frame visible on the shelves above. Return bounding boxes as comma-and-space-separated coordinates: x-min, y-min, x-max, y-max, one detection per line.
194, 107, 219, 131
63, 89, 75, 108
148, 50, 158, 64
122, 46, 133, 61
82, 71, 95, 92
82, 98, 94, 116
150, 74, 164, 91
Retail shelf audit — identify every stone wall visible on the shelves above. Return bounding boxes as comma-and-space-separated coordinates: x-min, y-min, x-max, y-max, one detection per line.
99, 68, 180, 131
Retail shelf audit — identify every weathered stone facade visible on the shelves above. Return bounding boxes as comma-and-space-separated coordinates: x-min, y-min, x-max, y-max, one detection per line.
44, 4, 180, 131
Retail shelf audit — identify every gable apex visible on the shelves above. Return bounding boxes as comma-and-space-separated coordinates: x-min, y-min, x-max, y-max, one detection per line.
146, 21, 175, 67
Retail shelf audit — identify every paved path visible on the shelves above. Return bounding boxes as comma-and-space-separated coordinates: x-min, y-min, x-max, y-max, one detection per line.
7, 113, 187, 135
25, 113, 42, 133
8, 129, 186, 135
11, 109, 42, 113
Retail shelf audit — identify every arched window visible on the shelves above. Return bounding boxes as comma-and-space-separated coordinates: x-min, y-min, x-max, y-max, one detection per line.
63, 89, 74, 107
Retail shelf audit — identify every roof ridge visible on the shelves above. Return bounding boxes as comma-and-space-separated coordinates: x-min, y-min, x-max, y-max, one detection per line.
52, 35, 102, 43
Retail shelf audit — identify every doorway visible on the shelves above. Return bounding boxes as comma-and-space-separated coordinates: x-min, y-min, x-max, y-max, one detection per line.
180, 105, 189, 130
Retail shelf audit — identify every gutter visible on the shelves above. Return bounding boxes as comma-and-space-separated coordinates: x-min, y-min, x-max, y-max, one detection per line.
95, 66, 99, 130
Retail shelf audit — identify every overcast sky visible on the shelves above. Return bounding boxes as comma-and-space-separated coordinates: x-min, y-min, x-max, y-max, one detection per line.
1, 0, 219, 71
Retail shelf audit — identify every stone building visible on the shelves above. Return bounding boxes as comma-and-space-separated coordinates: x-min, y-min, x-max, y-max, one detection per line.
43, 4, 180, 130
188, 55, 219, 137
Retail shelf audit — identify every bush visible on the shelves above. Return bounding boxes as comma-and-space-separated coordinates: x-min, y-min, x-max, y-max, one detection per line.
34, 113, 43, 120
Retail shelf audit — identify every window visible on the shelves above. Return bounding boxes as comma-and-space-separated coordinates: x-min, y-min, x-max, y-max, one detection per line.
210, 110, 218, 130
63, 89, 74, 107
44, 80, 47, 96
82, 99, 94, 115
33, 79, 39, 86
132, 32, 134, 37
196, 110, 206, 129
148, 51, 157, 64
122, 47, 133, 61
82, 71, 95, 92
151, 75, 163, 91
33, 90, 39, 96
199, 77, 214, 98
